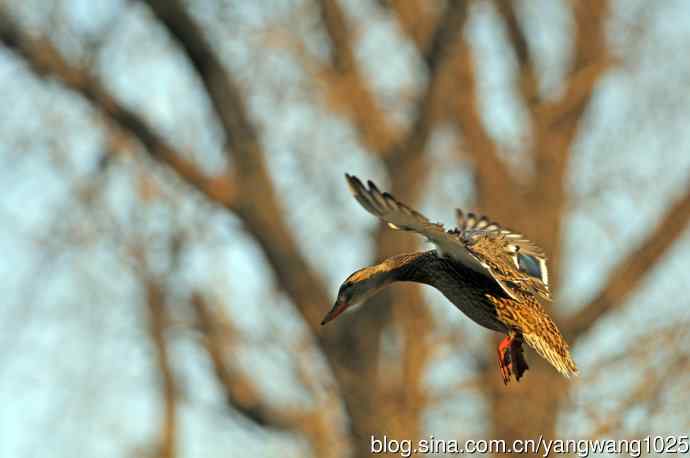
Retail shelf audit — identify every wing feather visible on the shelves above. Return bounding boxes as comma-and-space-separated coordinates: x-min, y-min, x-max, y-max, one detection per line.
456, 209, 551, 301
345, 174, 486, 273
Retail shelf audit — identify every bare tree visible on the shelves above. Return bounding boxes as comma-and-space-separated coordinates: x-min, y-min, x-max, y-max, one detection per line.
1, 1, 690, 457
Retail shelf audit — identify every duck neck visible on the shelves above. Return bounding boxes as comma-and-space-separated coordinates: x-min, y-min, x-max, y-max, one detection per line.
373, 251, 438, 284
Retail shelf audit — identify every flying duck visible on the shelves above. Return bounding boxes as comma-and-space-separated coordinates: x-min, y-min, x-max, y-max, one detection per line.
321, 174, 578, 384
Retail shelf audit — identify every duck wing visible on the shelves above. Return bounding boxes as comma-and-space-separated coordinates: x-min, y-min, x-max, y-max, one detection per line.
455, 209, 551, 301
345, 174, 487, 275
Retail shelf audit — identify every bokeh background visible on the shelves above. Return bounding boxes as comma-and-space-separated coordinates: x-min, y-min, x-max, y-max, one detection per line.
2, 0, 690, 457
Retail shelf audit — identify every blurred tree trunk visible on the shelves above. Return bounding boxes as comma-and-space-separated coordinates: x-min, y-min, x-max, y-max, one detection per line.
308, 2, 468, 453
486, 364, 568, 450
468, 1, 610, 452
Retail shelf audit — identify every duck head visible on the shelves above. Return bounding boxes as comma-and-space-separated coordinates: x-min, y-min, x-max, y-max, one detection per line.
320, 265, 392, 325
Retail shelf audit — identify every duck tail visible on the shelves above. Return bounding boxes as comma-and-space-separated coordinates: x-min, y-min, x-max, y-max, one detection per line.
523, 327, 579, 378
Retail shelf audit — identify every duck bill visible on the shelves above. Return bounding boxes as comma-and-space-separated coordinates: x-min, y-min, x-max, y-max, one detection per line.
321, 299, 349, 325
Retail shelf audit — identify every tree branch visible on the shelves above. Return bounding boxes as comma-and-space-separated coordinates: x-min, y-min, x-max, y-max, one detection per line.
315, 0, 468, 166
494, 0, 611, 201
492, 1, 612, 249
386, 1, 520, 203
450, 32, 522, 216
418, 0, 468, 72
383, 0, 442, 53
1, 3, 349, 451
145, 279, 177, 458
142, 1, 258, 164
565, 181, 690, 342
535, 0, 611, 160
142, 0, 334, 331
315, 0, 398, 153
192, 293, 348, 458
192, 293, 294, 428
532, 0, 611, 199
1, 0, 329, 337
317, 0, 357, 74
383, 0, 469, 171
321, 2, 471, 444
373, 3, 507, 200
0, 13, 237, 209
494, 0, 539, 113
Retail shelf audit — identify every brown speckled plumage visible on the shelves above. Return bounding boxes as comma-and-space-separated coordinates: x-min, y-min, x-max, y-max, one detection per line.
322, 175, 578, 383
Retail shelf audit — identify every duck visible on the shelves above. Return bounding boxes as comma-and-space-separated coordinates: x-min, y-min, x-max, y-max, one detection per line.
321, 174, 578, 384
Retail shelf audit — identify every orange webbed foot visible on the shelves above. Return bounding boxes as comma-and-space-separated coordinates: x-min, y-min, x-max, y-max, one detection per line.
497, 335, 513, 385
497, 333, 529, 385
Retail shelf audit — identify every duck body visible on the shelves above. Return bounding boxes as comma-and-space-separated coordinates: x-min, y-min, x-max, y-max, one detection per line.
392, 250, 509, 333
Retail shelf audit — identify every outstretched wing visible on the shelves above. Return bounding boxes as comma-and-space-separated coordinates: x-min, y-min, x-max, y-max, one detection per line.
456, 209, 551, 301
345, 174, 487, 274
